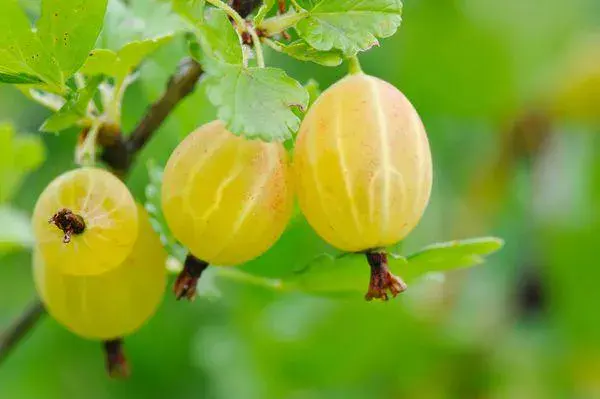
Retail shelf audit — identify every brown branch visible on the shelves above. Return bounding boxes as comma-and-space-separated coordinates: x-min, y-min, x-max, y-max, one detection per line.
127, 58, 203, 155
102, 58, 203, 175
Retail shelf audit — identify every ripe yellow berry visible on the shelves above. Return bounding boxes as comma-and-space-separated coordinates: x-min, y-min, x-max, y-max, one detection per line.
293, 73, 433, 300
161, 120, 294, 266
34, 204, 166, 340
32, 167, 138, 275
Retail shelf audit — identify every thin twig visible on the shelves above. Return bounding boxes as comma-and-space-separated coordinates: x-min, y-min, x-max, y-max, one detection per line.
0, 300, 45, 365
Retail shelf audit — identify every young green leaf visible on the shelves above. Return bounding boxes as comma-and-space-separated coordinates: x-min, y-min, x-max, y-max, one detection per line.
295, 0, 403, 56
100, 0, 181, 51
0, 124, 45, 203
0, 0, 62, 89
79, 49, 118, 76
0, 206, 34, 253
402, 237, 504, 276
40, 76, 102, 133
173, 0, 205, 22
194, 8, 243, 66
37, 0, 108, 78
81, 35, 173, 79
275, 40, 343, 67
204, 65, 309, 141
145, 160, 187, 263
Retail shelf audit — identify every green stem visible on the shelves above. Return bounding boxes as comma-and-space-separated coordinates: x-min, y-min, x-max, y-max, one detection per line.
262, 37, 285, 53
248, 26, 265, 67
106, 78, 125, 126
259, 10, 307, 36
348, 56, 363, 75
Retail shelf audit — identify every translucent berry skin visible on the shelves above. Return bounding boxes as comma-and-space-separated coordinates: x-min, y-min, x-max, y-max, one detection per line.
34, 205, 166, 340
32, 167, 138, 275
293, 74, 433, 252
161, 120, 294, 266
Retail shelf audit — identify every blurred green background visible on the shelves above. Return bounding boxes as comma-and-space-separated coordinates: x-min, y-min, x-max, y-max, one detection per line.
2, 0, 600, 397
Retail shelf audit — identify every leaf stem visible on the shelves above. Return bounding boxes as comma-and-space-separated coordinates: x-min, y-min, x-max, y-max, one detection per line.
348, 56, 363, 75
289, 0, 303, 11
248, 25, 265, 67
262, 37, 284, 53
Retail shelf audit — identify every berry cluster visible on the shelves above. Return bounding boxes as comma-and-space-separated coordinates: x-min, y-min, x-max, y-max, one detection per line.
32, 72, 431, 376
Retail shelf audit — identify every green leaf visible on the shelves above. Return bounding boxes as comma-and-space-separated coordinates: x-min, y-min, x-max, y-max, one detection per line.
0, 206, 34, 253
100, 0, 181, 51
277, 40, 343, 67
254, 0, 275, 24
39, 76, 102, 132
204, 65, 309, 141
81, 35, 173, 78
37, 0, 108, 78
172, 0, 205, 23
290, 237, 503, 297
0, 0, 63, 89
295, 0, 403, 56
145, 160, 187, 263
0, 124, 45, 203
403, 237, 505, 276
79, 49, 118, 75
195, 8, 243, 66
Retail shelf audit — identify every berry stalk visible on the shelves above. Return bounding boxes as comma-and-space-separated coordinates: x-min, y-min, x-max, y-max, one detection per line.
103, 339, 129, 378
174, 254, 210, 301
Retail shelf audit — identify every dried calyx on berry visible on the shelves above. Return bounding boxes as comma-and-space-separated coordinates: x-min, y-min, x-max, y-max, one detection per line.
365, 250, 407, 301
49, 208, 86, 243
